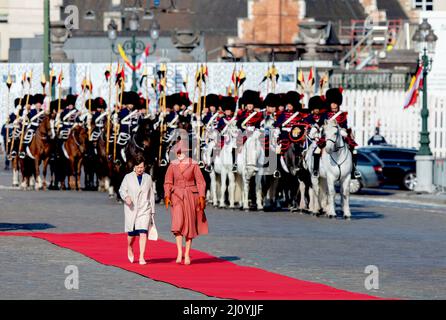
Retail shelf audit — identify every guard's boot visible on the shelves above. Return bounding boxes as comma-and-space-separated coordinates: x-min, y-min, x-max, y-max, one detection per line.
351, 151, 361, 179
19, 151, 26, 159
232, 149, 238, 172
10, 150, 17, 159
313, 153, 321, 176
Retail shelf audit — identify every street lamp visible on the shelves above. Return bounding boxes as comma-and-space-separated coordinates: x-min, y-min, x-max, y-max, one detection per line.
412, 18, 438, 193
107, 14, 159, 92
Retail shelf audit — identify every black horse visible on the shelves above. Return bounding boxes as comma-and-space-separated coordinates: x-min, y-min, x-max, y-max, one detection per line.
282, 140, 311, 212
111, 117, 160, 202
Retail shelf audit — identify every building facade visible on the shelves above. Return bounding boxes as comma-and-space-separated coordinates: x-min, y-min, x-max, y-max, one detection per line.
0, 0, 62, 62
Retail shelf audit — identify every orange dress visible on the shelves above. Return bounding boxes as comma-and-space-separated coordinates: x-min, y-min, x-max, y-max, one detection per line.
164, 158, 208, 239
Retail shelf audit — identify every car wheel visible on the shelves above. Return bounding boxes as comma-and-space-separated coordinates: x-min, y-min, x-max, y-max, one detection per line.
349, 178, 362, 194
401, 172, 417, 191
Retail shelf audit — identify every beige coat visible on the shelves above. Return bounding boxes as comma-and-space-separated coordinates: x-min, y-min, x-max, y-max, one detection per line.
119, 172, 155, 232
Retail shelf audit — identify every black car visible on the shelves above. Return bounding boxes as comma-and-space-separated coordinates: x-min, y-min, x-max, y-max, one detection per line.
358, 146, 417, 190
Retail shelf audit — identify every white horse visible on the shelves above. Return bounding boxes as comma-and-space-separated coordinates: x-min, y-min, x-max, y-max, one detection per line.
213, 124, 239, 208
236, 128, 264, 210
305, 119, 352, 219
201, 127, 219, 205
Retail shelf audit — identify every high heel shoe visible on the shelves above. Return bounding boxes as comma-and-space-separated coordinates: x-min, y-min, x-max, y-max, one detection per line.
184, 256, 191, 265
128, 253, 134, 263
176, 255, 182, 264
139, 258, 147, 265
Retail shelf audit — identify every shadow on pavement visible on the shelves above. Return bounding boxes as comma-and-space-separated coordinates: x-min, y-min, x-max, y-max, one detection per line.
219, 256, 241, 262
0, 223, 56, 231
350, 212, 384, 220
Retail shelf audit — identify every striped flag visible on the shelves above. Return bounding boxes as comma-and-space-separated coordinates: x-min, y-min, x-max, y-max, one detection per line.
403, 65, 423, 109
297, 69, 305, 89
57, 70, 64, 85
308, 67, 315, 87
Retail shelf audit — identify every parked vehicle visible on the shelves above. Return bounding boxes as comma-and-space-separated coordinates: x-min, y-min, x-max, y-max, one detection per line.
358, 146, 417, 190
349, 150, 385, 194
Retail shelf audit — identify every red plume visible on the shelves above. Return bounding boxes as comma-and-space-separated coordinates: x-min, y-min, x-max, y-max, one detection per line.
339, 87, 344, 94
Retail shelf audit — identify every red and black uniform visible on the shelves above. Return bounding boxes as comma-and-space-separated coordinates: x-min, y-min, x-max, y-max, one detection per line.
326, 111, 357, 149
236, 109, 263, 130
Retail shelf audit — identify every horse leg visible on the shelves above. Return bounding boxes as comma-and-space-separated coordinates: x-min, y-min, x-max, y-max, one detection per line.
325, 176, 337, 218
210, 171, 218, 207
340, 175, 352, 219
42, 158, 49, 191
77, 158, 83, 191
12, 158, 19, 187
219, 169, 227, 208
255, 173, 263, 211
228, 171, 236, 209
242, 173, 251, 210
68, 160, 76, 190
34, 157, 42, 191
310, 174, 320, 215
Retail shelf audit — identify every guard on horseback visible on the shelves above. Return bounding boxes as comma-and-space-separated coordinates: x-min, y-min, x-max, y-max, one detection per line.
305, 95, 328, 176
216, 96, 238, 172
20, 94, 46, 159
58, 94, 78, 140
3, 97, 22, 161
236, 90, 263, 131
202, 93, 220, 128
324, 88, 360, 179
112, 91, 140, 164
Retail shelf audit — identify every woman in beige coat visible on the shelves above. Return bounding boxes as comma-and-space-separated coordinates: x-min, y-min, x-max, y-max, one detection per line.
119, 154, 155, 265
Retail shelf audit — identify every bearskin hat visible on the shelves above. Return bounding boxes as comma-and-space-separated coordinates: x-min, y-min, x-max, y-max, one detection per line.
65, 94, 78, 107
263, 93, 279, 108
284, 91, 302, 111
308, 95, 327, 112
240, 90, 262, 107
325, 88, 343, 106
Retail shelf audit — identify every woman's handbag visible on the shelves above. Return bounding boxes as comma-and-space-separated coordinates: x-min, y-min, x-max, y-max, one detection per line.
148, 213, 158, 241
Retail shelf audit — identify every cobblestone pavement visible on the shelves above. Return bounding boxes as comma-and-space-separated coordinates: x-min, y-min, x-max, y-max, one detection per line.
0, 168, 445, 300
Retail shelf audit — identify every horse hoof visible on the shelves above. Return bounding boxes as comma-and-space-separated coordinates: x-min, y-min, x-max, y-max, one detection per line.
343, 215, 351, 220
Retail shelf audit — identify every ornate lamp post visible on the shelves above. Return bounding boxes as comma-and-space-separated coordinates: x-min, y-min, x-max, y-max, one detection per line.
107, 13, 160, 92
412, 18, 438, 193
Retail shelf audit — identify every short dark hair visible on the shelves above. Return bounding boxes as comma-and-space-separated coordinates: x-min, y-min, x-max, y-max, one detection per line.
134, 154, 145, 166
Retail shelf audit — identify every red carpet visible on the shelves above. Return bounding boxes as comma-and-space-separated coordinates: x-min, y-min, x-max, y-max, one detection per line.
1, 232, 380, 300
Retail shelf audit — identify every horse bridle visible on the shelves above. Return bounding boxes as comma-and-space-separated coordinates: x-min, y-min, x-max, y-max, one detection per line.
132, 134, 145, 151
325, 125, 349, 181
325, 125, 346, 152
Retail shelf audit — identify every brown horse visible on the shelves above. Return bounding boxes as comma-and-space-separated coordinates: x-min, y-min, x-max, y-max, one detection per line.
61, 125, 88, 190
25, 116, 56, 190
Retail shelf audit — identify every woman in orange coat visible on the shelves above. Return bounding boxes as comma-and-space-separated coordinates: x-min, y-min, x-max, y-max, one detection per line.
164, 140, 208, 265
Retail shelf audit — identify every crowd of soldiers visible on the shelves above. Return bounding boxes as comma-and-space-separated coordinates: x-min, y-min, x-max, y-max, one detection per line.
1, 86, 359, 200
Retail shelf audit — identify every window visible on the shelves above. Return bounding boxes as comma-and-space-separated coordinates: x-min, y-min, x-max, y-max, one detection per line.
0, 13, 8, 23
413, 0, 434, 11
357, 153, 372, 165
377, 150, 416, 160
